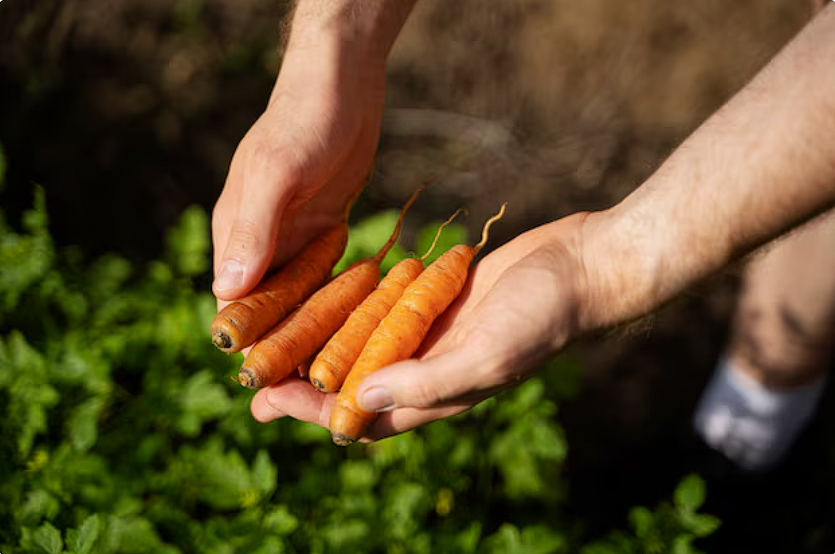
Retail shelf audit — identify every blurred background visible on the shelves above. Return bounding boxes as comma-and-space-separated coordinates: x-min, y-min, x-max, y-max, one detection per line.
1, 0, 834, 552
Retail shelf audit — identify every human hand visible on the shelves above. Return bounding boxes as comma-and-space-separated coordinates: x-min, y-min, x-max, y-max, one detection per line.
211, 24, 388, 302
249, 213, 595, 441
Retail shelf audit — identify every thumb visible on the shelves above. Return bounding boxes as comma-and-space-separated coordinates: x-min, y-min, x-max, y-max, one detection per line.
356, 349, 500, 412
213, 171, 295, 301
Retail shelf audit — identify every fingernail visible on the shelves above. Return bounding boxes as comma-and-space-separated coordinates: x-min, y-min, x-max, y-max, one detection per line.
359, 387, 395, 412
215, 260, 244, 292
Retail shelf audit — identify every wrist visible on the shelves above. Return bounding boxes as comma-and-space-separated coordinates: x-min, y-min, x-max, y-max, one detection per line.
577, 207, 670, 333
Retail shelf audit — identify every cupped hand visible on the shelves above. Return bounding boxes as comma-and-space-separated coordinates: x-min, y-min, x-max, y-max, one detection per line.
250, 212, 594, 441
212, 42, 387, 302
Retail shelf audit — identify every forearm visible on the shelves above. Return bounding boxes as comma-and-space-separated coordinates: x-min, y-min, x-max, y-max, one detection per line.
286, 0, 418, 61
581, 5, 835, 330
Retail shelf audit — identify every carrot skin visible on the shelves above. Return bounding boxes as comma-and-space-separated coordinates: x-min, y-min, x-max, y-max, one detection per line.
237, 260, 381, 389
211, 224, 348, 353
309, 257, 425, 392
330, 244, 476, 445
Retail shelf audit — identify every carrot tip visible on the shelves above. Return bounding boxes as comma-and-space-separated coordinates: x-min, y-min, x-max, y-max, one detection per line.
236, 367, 258, 389
331, 433, 355, 446
310, 377, 327, 392
212, 330, 233, 351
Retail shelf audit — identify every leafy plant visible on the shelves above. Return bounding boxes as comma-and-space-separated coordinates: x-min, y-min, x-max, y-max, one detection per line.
582, 475, 721, 554
0, 148, 719, 553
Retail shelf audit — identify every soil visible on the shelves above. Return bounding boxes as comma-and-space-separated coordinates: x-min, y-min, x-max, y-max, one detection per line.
1, 0, 833, 552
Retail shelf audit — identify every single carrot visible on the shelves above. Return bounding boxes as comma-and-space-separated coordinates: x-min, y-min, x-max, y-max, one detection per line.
330, 204, 507, 445
236, 187, 424, 389
308, 209, 463, 393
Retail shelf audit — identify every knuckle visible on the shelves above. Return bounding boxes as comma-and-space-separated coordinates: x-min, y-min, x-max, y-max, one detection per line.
226, 220, 264, 257
247, 139, 307, 191
409, 379, 449, 408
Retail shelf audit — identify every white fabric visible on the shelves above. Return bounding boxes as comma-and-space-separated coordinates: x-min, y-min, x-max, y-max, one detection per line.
692, 358, 826, 471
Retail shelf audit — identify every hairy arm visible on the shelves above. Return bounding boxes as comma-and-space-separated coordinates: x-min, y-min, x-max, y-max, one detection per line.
581, 4, 835, 332
212, 0, 417, 299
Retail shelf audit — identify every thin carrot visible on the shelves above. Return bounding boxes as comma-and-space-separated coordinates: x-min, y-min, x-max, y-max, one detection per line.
309, 209, 463, 393
236, 187, 424, 389
330, 204, 507, 445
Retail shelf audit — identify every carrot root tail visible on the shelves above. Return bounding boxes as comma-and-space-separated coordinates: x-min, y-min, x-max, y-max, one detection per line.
473, 203, 507, 255
212, 330, 234, 351
331, 433, 355, 446
236, 367, 258, 389
371, 183, 426, 264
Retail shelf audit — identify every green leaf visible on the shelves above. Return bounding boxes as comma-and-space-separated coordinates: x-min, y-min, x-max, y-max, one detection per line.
177, 370, 232, 435
628, 506, 655, 539
674, 474, 706, 513
178, 439, 255, 510
18, 489, 60, 526
671, 534, 697, 554
681, 512, 721, 538
33, 522, 63, 554
481, 524, 521, 554
251, 449, 277, 497
524, 525, 568, 554
23, 186, 49, 234
101, 515, 179, 554
165, 205, 210, 277
68, 514, 102, 554
340, 460, 378, 491
68, 397, 106, 452
264, 505, 299, 536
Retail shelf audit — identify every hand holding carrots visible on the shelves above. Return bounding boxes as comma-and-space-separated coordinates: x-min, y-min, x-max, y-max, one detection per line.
250, 213, 593, 442
211, 12, 390, 303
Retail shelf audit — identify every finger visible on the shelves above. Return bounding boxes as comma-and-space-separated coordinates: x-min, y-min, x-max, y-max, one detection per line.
354, 344, 504, 413
363, 403, 474, 442
213, 150, 298, 300
250, 387, 288, 422
250, 378, 335, 428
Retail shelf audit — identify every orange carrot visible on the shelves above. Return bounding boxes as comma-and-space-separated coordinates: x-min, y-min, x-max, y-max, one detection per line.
211, 224, 348, 353
308, 210, 463, 393
236, 187, 424, 389
330, 204, 507, 445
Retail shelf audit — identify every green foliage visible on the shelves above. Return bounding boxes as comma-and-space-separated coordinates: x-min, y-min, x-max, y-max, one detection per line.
582, 475, 721, 554
334, 209, 468, 274
0, 180, 719, 553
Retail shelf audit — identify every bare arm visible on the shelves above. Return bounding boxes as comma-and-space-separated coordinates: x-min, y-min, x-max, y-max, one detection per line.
212, 0, 416, 299
582, 4, 835, 331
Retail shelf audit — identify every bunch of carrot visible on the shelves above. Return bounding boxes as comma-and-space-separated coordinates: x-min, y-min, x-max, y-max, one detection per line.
211, 186, 506, 446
